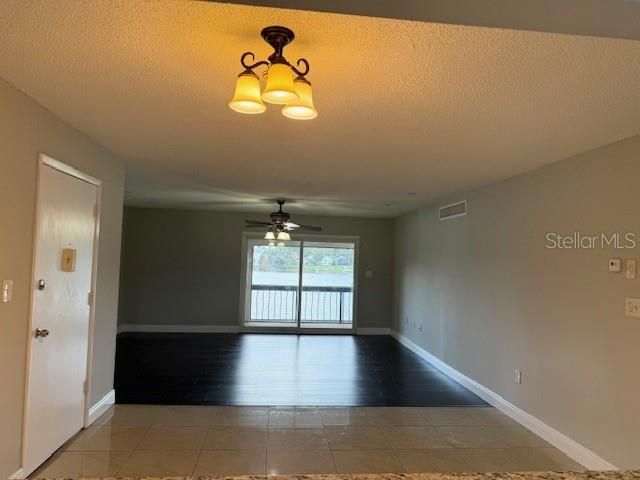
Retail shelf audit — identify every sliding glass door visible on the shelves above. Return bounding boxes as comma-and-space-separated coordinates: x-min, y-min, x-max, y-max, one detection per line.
246, 240, 301, 327
300, 242, 354, 329
243, 237, 356, 331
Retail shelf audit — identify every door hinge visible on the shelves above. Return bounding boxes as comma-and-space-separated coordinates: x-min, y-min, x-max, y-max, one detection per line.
83, 380, 88, 395
93, 204, 99, 218
88, 291, 93, 306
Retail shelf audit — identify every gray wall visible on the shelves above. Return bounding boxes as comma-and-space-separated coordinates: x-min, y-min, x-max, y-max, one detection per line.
393, 135, 640, 469
118, 207, 394, 329
0, 78, 125, 478
229, 0, 640, 41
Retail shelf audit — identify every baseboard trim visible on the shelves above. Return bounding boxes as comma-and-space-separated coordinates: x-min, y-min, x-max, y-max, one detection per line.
117, 324, 240, 334
9, 468, 25, 480
356, 327, 390, 335
390, 329, 617, 471
87, 389, 115, 425
118, 324, 388, 335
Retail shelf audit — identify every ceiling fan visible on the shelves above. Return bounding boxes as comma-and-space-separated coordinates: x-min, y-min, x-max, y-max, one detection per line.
244, 200, 322, 241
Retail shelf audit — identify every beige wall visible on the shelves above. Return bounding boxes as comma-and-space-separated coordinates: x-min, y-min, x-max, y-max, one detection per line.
0, 78, 125, 478
393, 135, 640, 469
118, 207, 394, 329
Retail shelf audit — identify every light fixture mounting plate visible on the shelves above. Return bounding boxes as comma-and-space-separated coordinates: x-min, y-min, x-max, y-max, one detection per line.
261, 26, 295, 50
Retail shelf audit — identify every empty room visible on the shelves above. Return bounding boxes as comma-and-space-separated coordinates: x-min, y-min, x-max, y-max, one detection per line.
1, 1, 639, 480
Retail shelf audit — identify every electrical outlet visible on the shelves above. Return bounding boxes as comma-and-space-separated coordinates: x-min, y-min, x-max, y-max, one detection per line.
625, 298, 640, 318
626, 260, 637, 280
514, 369, 522, 384
609, 258, 623, 273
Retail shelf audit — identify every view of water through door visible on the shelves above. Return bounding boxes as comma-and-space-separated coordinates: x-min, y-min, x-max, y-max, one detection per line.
248, 241, 300, 326
244, 238, 356, 330
300, 241, 354, 328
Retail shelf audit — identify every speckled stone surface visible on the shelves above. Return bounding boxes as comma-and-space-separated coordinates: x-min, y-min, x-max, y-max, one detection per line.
35, 470, 640, 480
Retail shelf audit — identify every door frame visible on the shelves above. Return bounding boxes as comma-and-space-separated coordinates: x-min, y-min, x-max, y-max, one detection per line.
21, 154, 102, 473
238, 232, 360, 334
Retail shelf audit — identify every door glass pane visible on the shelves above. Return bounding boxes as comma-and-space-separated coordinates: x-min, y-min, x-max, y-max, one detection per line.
247, 241, 300, 326
300, 242, 355, 328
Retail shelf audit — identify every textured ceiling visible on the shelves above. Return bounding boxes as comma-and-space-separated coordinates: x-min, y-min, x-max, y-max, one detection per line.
1, 1, 640, 217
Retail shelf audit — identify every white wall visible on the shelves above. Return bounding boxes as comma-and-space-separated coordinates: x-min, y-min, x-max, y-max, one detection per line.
393, 135, 640, 469
0, 78, 125, 478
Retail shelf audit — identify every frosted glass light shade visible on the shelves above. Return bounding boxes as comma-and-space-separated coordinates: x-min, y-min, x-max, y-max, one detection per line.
229, 72, 266, 114
277, 231, 291, 241
282, 78, 318, 120
264, 230, 276, 240
262, 63, 298, 104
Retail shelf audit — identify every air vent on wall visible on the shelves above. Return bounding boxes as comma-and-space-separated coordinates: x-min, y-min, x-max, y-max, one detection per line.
439, 200, 467, 220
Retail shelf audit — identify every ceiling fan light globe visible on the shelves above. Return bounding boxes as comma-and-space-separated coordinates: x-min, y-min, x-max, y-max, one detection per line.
277, 231, 291, 241
264, 231, 276, 240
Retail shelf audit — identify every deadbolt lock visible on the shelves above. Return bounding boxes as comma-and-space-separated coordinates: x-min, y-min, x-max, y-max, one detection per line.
37, 279, 46, 290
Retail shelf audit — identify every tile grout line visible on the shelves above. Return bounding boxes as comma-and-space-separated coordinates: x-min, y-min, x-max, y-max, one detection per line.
113, 424, 150, 477
263, 422, 269, 475
191, 447, 205, 478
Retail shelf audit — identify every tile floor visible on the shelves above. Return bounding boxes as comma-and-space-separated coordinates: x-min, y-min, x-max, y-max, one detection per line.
31, 405, 584, 479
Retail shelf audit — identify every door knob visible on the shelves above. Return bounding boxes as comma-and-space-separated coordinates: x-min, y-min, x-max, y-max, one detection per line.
34, 328, 50, 338
37, 279, 46, 291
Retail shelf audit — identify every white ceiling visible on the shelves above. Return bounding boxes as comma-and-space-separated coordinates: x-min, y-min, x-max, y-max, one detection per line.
1, 1, 639, 217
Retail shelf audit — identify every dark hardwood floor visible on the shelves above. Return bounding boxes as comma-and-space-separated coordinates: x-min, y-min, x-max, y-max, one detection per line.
114, 333, 487, 406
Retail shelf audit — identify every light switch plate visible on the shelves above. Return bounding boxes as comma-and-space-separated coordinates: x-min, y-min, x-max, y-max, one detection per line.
365, 270, 374, 278
626, 260, 637, 280
1, 280, 13, 303
514, 369, 522, 384
625, 298, 640, 318
609, 258, 623, 273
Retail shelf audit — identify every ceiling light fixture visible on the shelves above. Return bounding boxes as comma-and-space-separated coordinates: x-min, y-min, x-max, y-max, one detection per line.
249, 200, 322, 244
229, 26, 317, 120
264, 227, 290, 242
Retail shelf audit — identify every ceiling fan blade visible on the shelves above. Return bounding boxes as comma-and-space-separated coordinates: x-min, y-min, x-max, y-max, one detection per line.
284, 222, 300, 229
244, 220, 272, 226
245, 224, 269, 228
296, 224, 322, 232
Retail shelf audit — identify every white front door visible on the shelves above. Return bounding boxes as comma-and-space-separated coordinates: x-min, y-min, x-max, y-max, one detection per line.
23, 159, 99, 474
